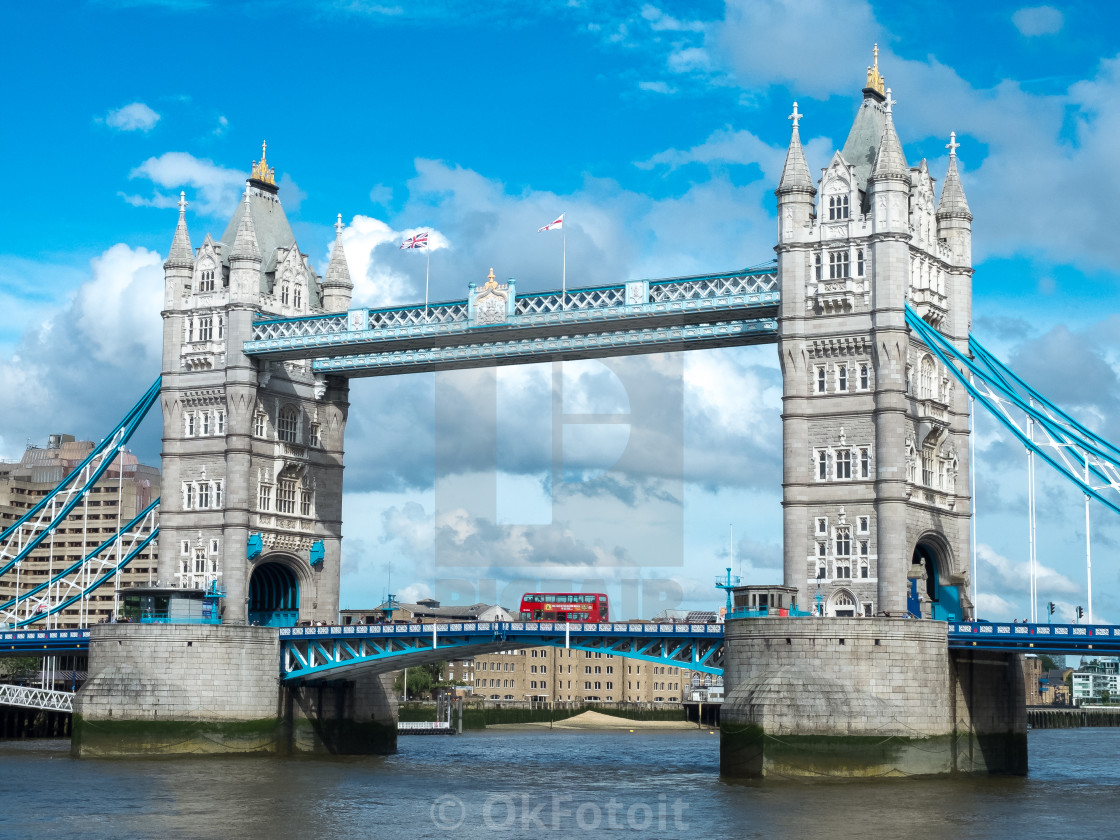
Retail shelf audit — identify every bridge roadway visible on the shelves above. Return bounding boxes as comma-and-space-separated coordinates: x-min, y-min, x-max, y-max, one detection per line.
279, 620, 726, 681
242, 267, 780, 375
4, 620, 1120, 687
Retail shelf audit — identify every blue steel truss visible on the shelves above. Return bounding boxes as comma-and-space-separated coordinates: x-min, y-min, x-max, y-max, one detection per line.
1, 501, 159, 628
279, 621, 726, 682
0, 378, 161, 578
244, 266, 778, 375
0, 629, 89, 656
948, 621, 1120, 655
907, 306, 1120, 515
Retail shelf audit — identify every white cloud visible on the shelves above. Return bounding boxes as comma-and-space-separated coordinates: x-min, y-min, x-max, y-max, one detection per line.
638, 80, 677, 94
0, 243, 165, 463
126, 152, 248, 216
73, 244, 164, 366
1012, 5, 1064, 36
975, 592, 1019, 620
333, 215, 451, 308
717, 0, 882, 98
640, 4, 705, 33
668, 46, 710, 74
103, 102, 161, 132
977, 542, 1081, 600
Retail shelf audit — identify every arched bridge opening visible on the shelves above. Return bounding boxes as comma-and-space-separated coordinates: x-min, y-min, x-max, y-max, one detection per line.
249, 562, 300, 627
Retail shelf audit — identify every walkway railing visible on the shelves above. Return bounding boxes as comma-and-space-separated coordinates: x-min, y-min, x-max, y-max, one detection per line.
948, 621, 1120, 654
244, 266, 780, 374
0, 683, 74, 713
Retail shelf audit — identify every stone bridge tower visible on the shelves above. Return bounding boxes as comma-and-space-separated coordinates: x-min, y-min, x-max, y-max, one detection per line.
157, 146, 353, 625
775, 54, 974, 620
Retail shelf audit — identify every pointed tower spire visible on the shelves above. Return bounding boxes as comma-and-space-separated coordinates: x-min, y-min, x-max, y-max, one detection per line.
321, 213, 354, 312
871, 89, 908, 180
230, 184, 261, 261
777, 102, 815, 194
164, 191, 194, 269
937, 132, 972, 219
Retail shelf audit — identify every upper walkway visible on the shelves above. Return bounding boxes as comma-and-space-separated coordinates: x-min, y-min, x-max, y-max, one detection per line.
243, 266, 779, 376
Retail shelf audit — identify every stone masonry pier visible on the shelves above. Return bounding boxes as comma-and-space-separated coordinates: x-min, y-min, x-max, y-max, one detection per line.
72, 624, 397, 757
720, 617, 1026, 778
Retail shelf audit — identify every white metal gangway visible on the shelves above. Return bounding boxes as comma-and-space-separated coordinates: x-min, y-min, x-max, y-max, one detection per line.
0, 683, 74, 713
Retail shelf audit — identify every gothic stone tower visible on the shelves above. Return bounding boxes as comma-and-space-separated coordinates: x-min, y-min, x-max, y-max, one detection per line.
776, 57, 974, 619
158, 146, 354, 624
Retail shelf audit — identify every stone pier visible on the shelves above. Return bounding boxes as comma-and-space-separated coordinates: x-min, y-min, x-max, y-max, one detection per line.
72, 624, 396, 757
720, 617, 1026, 778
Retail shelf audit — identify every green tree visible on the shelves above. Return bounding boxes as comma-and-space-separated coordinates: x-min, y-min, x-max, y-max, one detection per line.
1038, 654, 1063, 672
0, 656, 40, 682
393, 662, 446, 699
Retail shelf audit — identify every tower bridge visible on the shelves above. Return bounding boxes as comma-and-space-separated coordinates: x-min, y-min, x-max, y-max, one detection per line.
5, 53, 1120, 775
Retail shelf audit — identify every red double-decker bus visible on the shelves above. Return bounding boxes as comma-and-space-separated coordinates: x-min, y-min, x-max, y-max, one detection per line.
519, 592, 609, 622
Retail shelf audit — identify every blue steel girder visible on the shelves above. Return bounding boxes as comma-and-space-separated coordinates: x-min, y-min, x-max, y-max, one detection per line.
949, 621, 1120, 655
0, 629, 90, 656
244, 267, 779, 376
279, 621, 726, 682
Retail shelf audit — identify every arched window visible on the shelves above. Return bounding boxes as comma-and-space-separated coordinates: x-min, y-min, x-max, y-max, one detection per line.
278, 406, 299, 443
829, 250, 850, 279
920, 356, 935, 399
281, 284, 290, 305
293, 286, 303, 309
922, 446, 935, 487
199, 265, 215, 292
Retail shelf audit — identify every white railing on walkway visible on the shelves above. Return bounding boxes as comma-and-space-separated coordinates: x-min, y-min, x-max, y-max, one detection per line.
0, 683, 74, 713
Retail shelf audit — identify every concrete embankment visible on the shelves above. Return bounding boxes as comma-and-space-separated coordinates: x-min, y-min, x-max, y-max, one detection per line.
1028, 707, 1120, 729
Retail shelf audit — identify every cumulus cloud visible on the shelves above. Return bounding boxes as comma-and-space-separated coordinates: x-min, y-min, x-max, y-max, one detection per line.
124, 152, 249, 216
103, 102, 160, 132
1012, 5, 1064, 36
977, 543, 1081, 599
0, 244, 164, 463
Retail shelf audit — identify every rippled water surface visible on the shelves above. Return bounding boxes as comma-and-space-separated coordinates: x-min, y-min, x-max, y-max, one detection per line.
1, 728, 1118, 839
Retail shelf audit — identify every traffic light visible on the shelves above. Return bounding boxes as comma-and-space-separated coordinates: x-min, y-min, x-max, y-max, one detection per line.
1048, 602, 1056, 615
1077, 606, 1085, 620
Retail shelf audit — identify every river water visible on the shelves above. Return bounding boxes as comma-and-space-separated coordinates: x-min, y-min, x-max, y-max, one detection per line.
1, 728, 1118, 839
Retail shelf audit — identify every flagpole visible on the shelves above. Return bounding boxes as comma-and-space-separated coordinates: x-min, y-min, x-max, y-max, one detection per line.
562, 216, 567, 310
425, 231, 430, 321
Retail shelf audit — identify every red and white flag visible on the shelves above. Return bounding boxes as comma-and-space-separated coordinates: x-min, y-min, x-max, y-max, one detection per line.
400, 231, 429, 250
537, 214, 564, 232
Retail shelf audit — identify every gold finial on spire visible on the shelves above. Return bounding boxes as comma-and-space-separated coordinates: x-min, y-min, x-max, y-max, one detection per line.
866, 43, 885, 96
250, 140, 276, 185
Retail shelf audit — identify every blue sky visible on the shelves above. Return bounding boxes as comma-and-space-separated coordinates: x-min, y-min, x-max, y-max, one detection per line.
3, 0, 1120, 622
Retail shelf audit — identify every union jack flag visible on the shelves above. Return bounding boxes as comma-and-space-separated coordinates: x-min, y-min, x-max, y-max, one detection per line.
400, 231, 429, 249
